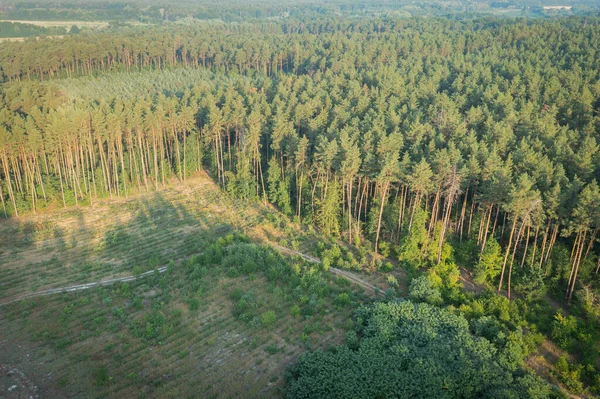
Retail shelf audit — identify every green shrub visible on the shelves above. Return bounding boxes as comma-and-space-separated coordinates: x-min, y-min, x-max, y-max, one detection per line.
382, 262, 394, 272
334, 293, 351, 307
290, 305, 301, 317
227, 267, 240, 277
408, 276, 442, 305
551, 311, 578, 351
378, 241, 390, 257
260, 310, 277, 326
188, 298, 200, 311
95, 367, 110, 386
265, 344, 280, 355
474, 238, 502, 284
386, 275, 398, 287
554, 355, 584, 393
230, 288, 244, 301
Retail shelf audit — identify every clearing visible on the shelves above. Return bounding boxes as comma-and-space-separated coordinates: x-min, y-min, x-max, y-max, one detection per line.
0, 171, 391, 398
0, 20, 110, 29
0, 35, 64, 42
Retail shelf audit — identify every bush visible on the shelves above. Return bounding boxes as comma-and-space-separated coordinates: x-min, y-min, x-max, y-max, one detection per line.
378, 241, 390, 257
551, 311, 578, 351
188, 298, 200, 311
382, 262, 394, 272
334, 293, 351, 307
516, 266, 547, 300
554, 355, 584, 393
486, 295, 511, 322
408, 276, 442, 305
260, 310, 277, 327
474, 238, 502, 284
227, 267, 240, 277
386, 275, 398, 287
290, 304, 301, 317
233, 296, 254, 320
241, 260, 258, 274
95, 367, 110, 386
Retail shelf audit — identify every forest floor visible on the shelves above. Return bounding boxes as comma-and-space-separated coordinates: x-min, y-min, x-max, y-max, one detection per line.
0, 171, 390, 398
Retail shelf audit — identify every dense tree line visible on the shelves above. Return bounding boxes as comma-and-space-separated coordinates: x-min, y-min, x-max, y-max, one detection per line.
8, 0, 590, 24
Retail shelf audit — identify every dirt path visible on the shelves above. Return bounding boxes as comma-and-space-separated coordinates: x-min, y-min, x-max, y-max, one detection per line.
273, 245, 386, 297
0, 264, 170, 307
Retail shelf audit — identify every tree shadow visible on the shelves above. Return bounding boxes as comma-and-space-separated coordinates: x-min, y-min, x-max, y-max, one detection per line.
0, 188, 236, 302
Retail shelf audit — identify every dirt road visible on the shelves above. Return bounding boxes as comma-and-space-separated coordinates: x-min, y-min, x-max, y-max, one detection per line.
273, 245, 386, 296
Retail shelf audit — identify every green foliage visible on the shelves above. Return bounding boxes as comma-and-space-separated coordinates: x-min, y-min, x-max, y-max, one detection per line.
474, 238, 502, 284
386, 274, 398, 287
381, 262, 393, 272
260, 310, 277, 327
316, 179, 341, 237
290, 305, 301, 318
428, 260, 462, 296
267, 157, 292, 215
129, 310, 173, 342
285, 301, 550, 399
515, 266, 547, 300
187, 298, 200, 311
487, 295, 512, 322
377, 241, 390, 258
94, 367, 110, 387
554, 356, 584, 394
334, 293, 350, 308
551, 311, 578, 351
396, 209, 429, 268
408, 276, 442, 305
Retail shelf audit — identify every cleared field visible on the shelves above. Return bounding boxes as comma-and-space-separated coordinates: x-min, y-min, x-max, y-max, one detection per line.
0, 253, 365, 398
0, 35, 64, 42
0, 171, 391, 398
0, 20, 110, 29
0, 172, 246, 302
0, 247, 364, 398
0, 171, 390, 303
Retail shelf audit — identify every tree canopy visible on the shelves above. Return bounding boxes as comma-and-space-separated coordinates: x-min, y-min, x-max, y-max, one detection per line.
285, 300, 550, 399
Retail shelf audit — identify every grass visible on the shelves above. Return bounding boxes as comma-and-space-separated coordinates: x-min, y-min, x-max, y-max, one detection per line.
0, 172, 255, 301
0, 171, 391, 398
0, 240, 360, 397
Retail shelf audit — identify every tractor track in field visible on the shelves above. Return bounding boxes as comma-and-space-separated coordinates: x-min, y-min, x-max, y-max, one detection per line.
0, 244, 385, 308
0, 264, 171, 307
